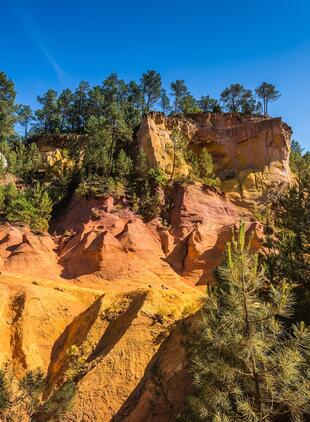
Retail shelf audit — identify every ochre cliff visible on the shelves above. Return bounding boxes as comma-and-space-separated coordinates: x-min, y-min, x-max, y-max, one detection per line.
0, 187, 262, 421
137, 112, 292, 206
0, 113, 292, 421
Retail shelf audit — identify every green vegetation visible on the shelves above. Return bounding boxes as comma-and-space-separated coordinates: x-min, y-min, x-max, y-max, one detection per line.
0, 140, 42, 182
169, 129, 219, 187
220, 83, 258, 114
0, 72, 17, 142
1, 69, 281, 141
264, 140, 310, 323
0, 68, 309, 421
170, 79, 191, 114
0, 183, 53, 232
17, 105, 33, 138
141, 70, 162, 112
0, 358, 79, 422
188, 147, 220, 186
255, 82, 281, 116
0, 69, 228, 227
0, 366, 46, 420
198, 96, 221, 113
0, 69, 288, 231
185, 224, 310, 422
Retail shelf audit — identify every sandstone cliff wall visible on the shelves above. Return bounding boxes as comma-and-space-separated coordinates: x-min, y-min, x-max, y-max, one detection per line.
137, 112, 292, 206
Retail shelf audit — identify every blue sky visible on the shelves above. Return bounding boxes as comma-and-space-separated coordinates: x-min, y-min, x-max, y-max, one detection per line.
1, 0, 310, 149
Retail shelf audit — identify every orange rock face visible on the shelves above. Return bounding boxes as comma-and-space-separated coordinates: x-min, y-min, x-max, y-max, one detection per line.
137, 112, 292, 206
0, 223, 61, 279
0, 186, 264, 421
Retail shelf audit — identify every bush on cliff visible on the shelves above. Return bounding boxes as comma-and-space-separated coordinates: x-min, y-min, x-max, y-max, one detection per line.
0, 140, 42, 182
0, 183, 53, 232
187, 147, 220, 187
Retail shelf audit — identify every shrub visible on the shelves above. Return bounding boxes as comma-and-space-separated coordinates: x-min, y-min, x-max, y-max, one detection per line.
187, 147, 220, 187
76, 175, 125, 199
129, 167, 167, 221
0, 140, 42, 181
0, 183, 53, 232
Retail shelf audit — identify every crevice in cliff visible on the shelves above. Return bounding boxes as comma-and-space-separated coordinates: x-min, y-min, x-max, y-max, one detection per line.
165, 232, 192, 274
9, 290, 27, 376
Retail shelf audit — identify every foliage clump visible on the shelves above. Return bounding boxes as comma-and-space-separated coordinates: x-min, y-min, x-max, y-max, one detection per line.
0, 183, 52, 232
0, 345, 87, 421
0, 365, 46, 420
169, 129, 219, 187
187, 147, 220, 187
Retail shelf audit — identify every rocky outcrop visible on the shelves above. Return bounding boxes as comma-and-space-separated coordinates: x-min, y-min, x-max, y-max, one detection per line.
166, 184, 263, 284
0, 223, 61, 279
52, 187, 262, 287
0, 269, 201, 420
0, 184, 260, 290
137, 112, 292, 206
32, 133, 85, 177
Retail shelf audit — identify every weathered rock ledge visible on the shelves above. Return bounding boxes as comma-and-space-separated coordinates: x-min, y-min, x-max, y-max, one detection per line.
137, 112, 292, 206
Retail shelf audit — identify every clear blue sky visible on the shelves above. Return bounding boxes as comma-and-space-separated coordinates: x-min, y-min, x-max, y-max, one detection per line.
1, 0, 310, 150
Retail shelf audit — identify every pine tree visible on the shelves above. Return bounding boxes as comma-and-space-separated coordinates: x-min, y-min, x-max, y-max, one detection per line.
170, 80, 189, 114
220, 84, 255, 113
160, 89, 172, 115
17, 104, 33, 137
198, 96, 221, 112
83, 116, 111, 176
140, 70, 162, 112
180, 95, 200, 113
72, 81, 91, 132
0, 366, 45, 421
169, 129, 187, 181
57, 89, 74, 131
188, 147, 219, 186
102, 73, 127, 108
255, 82, 281, 116
35, 89, 60, 133
4, 183, 53, 232
187, 223, 310, 422
0, 71, 17, 141
114, 149, 133, 179
13, 142, 42, 181
265, 142, 310, 323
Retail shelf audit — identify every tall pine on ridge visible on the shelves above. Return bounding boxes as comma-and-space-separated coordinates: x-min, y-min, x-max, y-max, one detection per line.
186, 223, 310, 422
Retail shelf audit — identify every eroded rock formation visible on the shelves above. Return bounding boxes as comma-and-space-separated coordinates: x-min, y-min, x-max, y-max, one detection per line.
0, 112, 292, 421
137, 112, 292, 206
0, 187, 263, 421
